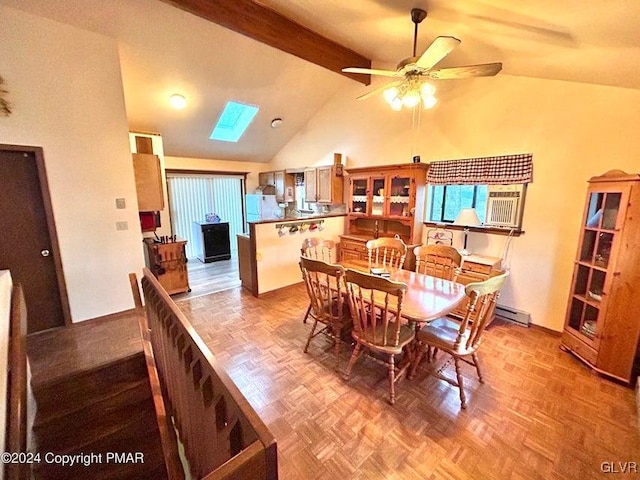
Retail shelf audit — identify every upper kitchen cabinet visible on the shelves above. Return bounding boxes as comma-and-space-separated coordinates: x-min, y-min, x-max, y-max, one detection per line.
345, 163, 428, 244
274, 170, 295, 203
132, 153, 164, 212
305, 165, 343, 204
259, 170, 294, 203
259, 171, 275, 187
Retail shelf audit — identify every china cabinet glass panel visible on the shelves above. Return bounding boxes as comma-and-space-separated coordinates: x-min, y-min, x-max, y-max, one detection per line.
580, 230, 596, 262
351, 178, 368, 215
602, 193, 621, 230
388, 176, 411, 217
371, 177, 385, 216
594, 232, 613, 268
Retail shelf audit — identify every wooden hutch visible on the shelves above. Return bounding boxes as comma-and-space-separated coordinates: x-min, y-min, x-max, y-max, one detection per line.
339, 163, 428, 269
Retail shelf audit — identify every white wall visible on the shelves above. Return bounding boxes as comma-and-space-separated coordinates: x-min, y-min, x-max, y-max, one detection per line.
0, 6, 144, 321
271, 74, 640, 331
254, 216, 345, 294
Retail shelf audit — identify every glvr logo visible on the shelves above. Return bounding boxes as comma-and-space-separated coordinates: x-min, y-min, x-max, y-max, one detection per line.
601, 462, 638, 473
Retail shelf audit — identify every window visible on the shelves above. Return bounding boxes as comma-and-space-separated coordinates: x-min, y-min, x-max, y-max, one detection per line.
210, 101, 259, 142
429, 185, 488, 223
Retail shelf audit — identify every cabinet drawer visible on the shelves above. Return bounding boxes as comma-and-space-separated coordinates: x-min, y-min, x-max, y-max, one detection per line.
561, 332, 598, 365
462, 262, 492, 276
341, 239, 367, 254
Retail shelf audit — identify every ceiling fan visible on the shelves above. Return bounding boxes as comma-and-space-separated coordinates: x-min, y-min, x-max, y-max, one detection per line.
342, 8, 502, 110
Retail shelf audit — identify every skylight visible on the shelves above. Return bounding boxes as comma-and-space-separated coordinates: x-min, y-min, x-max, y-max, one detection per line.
210, 101, 259, 142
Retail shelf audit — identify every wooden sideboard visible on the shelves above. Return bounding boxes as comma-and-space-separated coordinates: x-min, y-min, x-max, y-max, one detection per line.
450, 254, 503, 318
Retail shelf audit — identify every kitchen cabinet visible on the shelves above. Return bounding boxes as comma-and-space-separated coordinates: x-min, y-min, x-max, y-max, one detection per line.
237, 233, 256, 294
344, 163, 428, 244
304, 166, 343, 204
259, 171, 275, 187
304, 168, 317, 203
561, 170, 640, 384
144, 238, 190, 295
132, 153, 164, 211
274, 170, 295, 202
259, 170, 294, 202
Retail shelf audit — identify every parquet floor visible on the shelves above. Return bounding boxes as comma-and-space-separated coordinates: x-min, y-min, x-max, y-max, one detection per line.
173, 255, 240, 300
28, 282, 640, 479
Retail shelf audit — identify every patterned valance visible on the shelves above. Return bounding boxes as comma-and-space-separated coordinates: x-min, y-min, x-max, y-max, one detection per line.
427, 153, 533, 185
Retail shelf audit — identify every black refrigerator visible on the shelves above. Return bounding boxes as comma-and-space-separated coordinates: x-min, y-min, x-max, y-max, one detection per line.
192, 222, 231, 263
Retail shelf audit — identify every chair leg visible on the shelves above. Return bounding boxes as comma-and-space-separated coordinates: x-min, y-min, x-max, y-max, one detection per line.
303, 319, 319, 353
388, 355, 396, 405
453, 357, 467, 409
333, 325, 341, 370
409, 342, 426, 379
472, 353, 484, 383
302, 303, 311, 324
343, 343, 362, 381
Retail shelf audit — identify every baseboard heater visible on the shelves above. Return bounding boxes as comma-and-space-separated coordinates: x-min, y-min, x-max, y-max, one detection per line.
495, 304, 530, 327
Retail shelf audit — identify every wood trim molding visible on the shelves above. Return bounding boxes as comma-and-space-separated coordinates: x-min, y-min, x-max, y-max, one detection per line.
161, 0, 371, 85
423, 222, 524, 237
166, 168, 249, 177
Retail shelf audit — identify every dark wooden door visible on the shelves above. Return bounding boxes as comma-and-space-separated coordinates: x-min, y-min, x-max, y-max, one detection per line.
0, 146, 68, 333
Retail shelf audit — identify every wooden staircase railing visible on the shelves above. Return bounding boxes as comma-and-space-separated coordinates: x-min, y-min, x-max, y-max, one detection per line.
5, 284, 29, 480
130, 269, 278, 480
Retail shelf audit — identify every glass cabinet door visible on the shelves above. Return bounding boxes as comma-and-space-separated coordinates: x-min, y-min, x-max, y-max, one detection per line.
388, 175, 412, 217
371, 176, 386, 216
350, 178, 368, 215
568, 190, 622, 343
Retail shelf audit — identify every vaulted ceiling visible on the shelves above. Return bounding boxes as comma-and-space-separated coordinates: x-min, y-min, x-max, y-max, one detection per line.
3, 0, 640, 162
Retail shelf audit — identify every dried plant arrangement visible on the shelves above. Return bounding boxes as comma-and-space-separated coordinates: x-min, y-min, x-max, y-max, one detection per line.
0, 75, 12, 117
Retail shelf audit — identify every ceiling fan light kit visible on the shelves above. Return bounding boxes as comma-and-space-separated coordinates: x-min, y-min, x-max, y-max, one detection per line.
342, 8, 502, 110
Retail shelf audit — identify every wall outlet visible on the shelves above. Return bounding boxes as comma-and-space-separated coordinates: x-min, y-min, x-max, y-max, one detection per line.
116, 221, 128, 231
115, 197, 126, 209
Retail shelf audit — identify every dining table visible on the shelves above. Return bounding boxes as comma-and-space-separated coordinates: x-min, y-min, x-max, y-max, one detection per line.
339, 259, 467, 326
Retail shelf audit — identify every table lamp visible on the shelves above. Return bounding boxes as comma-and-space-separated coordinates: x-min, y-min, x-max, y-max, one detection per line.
454, 208, 481, 256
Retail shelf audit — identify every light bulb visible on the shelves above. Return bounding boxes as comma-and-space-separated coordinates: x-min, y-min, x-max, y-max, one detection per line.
383, 87, 399, 104
422, 95, 437, 109
169, 94, 187, 109
390, 97, 403, 111
420, 83, 436, 97
402, 90, 421, 108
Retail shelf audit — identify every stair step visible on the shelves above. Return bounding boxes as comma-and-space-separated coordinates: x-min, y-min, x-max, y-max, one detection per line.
32, 353, 147, 422
33, 395, 157, 455
32, 417, 168, 480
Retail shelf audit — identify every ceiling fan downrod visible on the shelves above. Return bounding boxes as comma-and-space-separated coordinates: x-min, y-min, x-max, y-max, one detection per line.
410, 8, 427, 57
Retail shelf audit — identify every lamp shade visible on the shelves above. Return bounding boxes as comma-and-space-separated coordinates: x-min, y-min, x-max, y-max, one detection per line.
454, 208, 481, 227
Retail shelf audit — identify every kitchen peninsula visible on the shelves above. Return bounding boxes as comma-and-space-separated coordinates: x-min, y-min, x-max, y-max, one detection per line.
238, 213, 346, 296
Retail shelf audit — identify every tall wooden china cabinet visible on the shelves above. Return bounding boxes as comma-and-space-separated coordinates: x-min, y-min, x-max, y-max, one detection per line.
340, 163, 428, 268
561, 170, 640, 383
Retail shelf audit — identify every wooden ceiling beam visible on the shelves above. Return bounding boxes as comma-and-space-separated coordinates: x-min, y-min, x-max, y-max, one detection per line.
161, 0, 371, 85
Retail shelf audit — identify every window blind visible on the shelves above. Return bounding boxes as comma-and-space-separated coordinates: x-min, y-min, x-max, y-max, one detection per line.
167, 174, 243, 259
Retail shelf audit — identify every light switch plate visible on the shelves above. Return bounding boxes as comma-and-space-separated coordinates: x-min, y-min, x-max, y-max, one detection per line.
116, 221, 128, 231
115, 198, 126, 209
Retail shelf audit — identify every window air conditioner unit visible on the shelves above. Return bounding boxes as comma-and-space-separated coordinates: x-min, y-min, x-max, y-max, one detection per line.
485, 184, 525, 228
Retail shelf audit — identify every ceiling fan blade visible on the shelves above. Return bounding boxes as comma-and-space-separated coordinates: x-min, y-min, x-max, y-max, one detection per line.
428, 62, 503, 80
342, 67, 402, 78
415, 36, 461, 69
356, 80, 402, 100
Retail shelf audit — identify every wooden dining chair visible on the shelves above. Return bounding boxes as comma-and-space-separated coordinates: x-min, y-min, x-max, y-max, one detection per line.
299, 256, 351, 369
410, 271, 509, 409
414, 244, 462, 281
301, 237, 336, 263
343, 268, 413, 404
300, 238, 337, 323
366, 237, 407, 272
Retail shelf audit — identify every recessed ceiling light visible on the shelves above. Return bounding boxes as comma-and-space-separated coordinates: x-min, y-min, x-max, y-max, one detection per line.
169, 94, 187, 109
270, 118, 283, 128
